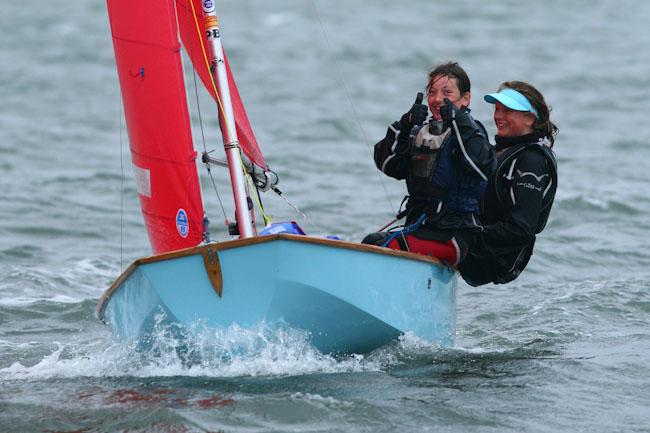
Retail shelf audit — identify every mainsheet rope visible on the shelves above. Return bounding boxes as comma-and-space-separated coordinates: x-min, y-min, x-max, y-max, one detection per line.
309, 0, 399, 219
309, 0, 410, 249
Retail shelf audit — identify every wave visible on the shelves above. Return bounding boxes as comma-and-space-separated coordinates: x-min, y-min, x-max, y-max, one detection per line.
0, 316, 572, 385
0, 321, 376, 381
554, 195, 644, 216
0, 320, 496, 382
0, 257, 119, 305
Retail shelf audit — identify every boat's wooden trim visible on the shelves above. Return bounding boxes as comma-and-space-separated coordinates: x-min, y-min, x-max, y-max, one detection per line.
201, 244, 223, 297
97, 234, 448, 321
191, 234, 445, 266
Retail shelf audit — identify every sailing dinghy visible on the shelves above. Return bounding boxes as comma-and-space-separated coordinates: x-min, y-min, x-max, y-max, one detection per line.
97, 0, 457, 355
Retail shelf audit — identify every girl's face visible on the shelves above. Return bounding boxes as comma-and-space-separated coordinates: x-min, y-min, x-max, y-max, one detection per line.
493, 102, 536, 137
427, 75, 471, 121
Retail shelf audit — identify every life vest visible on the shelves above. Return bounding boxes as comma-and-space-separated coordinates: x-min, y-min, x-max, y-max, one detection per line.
406, 125, 448, 213
406, 117, 489, 217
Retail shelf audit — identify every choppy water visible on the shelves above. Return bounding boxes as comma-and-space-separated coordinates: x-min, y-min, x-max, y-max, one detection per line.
2, 0, 650, 432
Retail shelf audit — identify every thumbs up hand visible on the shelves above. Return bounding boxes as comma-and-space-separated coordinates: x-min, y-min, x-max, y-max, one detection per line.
399, 92, 428, 133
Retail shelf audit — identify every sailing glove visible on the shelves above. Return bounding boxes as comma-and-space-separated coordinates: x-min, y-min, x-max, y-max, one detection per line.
439, 98, 457, 131
396, 93, 428, 153
399, 92, 428, 133
440, 97, 471, 131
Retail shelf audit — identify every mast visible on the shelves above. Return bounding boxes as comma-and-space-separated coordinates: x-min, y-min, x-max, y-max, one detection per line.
199, 1, 255, 238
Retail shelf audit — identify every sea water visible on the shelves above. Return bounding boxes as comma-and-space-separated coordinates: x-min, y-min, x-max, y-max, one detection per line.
1, 0, 650, 431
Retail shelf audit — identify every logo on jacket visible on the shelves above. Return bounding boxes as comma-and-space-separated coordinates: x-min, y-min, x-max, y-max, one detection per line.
516, 181, 543, 192
176, 209, 189, 238
516, 169, 548, 183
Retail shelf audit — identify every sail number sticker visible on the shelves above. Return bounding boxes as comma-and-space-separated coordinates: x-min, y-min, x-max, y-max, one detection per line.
132, 164, 151, 198
202, 0, 216, 13
176, 209, 189, 238
206, 27, 220, 39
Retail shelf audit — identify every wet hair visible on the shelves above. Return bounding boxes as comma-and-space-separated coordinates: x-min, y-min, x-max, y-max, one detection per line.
428, 62, 471, 95
499, 81, 559, 147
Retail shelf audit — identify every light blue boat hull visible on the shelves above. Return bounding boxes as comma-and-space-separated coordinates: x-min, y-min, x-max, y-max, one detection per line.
98, 235, 456, 354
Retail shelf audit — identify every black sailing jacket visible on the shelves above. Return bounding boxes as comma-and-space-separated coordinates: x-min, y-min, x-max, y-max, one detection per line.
373, 108, 495, 228
459, 132, 557, 285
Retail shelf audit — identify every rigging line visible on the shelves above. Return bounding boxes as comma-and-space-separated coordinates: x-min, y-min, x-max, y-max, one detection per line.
118, 84, 124, 271
271, 187, 327, 234
187, 0, 237, 145
244, 168, 271, 226
176, 0, 212, 238
190, 56, 229, 223
309, 0, 398, 217
206, 164, 230, 228
181, 0, 229, 224
188, 0, 264, 231
188, 0, 275, 232
254, 185, 272, 226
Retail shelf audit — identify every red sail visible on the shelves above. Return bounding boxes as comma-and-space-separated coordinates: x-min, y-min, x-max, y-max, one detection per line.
107, 0, 205, 254
176, 0, 268, 170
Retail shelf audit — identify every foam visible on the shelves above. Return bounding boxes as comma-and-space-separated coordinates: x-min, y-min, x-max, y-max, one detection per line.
0, 294, 78, 307
0, 323, 386, 381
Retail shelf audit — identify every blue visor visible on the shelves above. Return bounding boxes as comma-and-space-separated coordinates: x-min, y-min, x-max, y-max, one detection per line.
484, 88, 539, 119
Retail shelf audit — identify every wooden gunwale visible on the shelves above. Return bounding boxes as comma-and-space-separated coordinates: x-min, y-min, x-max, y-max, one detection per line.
96, 234, 447, 321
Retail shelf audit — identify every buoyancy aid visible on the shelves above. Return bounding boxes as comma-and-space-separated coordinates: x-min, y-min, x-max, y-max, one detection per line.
406, 124, 449, 210
406, 114, 490, 219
